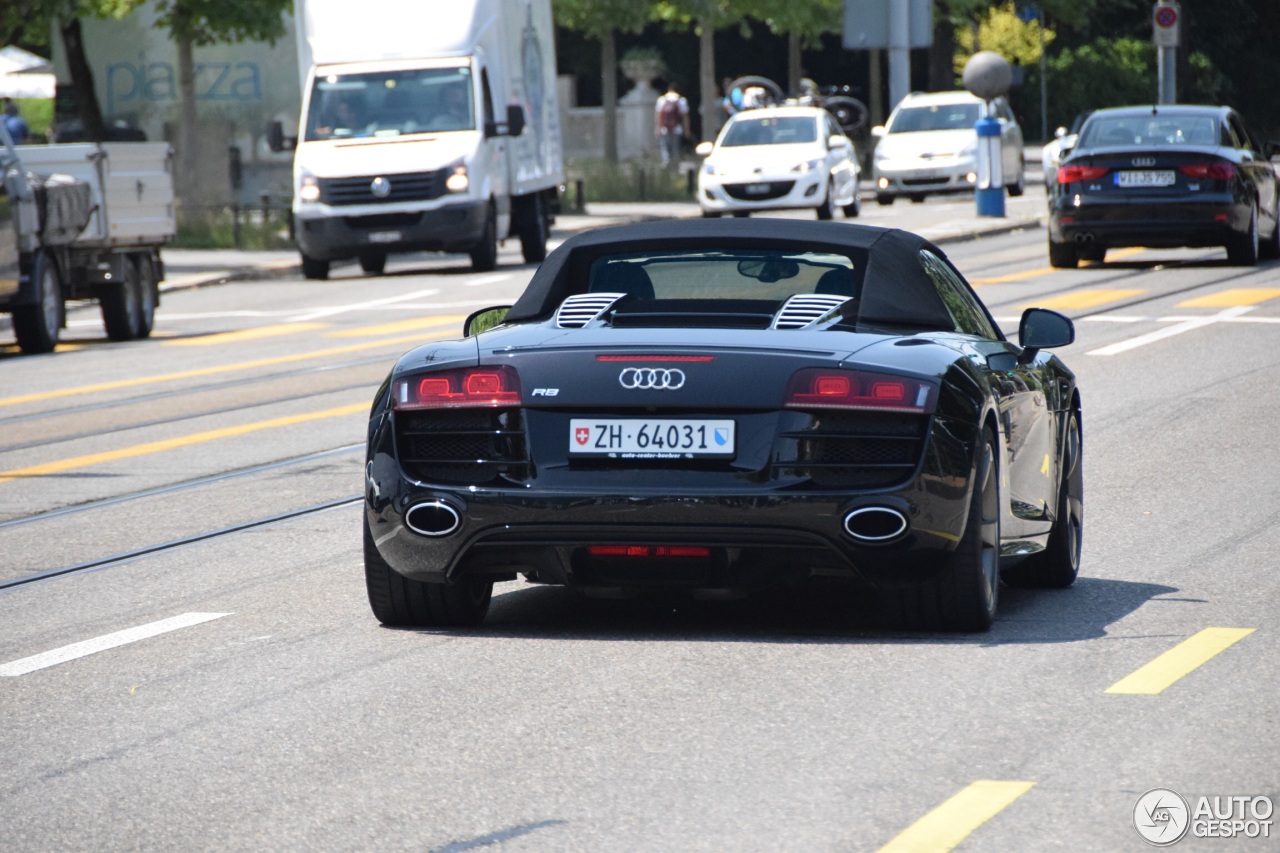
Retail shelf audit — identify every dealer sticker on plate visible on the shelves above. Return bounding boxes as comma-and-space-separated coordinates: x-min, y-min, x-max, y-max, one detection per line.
569, 418, 735, 459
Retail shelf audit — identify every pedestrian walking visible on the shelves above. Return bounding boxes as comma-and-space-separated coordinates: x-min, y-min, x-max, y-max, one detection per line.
3, 100, 31, 144
654, 83, 690, 168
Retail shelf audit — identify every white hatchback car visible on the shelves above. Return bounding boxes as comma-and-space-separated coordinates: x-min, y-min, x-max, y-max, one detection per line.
695, 106, 861, 219
871, 90, 1025, 204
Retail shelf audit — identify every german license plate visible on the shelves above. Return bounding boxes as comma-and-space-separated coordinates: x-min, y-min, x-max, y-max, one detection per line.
367, 230, 401, 243
1115, 170, 1175, 187
569, 418, 736, 458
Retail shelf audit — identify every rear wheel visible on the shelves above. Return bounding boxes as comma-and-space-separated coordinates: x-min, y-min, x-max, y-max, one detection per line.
1003, 411, 1083, 589
469, 204, 498, 272
101, 256, 143, 341
13, 252, 63, 355
815, 181, 834, 220
1048, 237, 1079, 269
883, 431, 1000, 632
363, 517, 493, 627
1261, 201, 1280, 260
516, 193, 549, 263
1226, 203, 1259, 266
301, 253, 330, 280
359, 254, 387, 275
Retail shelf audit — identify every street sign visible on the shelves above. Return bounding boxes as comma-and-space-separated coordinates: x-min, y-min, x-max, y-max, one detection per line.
843, 0, 933, 50
1153, 1, 1180, 48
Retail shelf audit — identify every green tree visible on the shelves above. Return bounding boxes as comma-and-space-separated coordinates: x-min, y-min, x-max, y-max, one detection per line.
553, 0, 653, 162
738, 0, 842, 95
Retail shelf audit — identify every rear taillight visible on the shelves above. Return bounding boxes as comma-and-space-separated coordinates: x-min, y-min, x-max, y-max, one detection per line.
394, 365, 521, 409
1178, 162, 1235, 180
588, 545, 711, 558
1058, 164, 1109, 184
785, 368, 936, 413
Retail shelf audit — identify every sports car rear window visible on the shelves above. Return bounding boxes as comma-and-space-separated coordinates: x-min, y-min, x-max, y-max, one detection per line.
586, 250, 861, 302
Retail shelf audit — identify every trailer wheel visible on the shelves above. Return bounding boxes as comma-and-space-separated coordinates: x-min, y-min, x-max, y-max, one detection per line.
13, 252, 63, 355
132, 254, 158, 339
101, 257, 143, 341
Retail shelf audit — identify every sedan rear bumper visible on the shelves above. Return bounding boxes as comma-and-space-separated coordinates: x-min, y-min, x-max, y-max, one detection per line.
1049, 197, 1246, 248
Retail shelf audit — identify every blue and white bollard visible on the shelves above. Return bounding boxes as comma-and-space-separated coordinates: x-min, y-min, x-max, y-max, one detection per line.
974, 112, 1005, 217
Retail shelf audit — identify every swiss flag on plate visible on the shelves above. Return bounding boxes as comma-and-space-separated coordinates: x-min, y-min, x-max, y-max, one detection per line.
575, 427, 590, 445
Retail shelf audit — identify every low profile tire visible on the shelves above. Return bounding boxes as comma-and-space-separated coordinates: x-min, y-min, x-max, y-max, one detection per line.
359, 254, 387, 275
876, 193, 894, 206
883, 431, 1001, 632
1227, 203, 1260, 266
1048, 237, 1078, 269
301, 253, 330, 280
1003, 411, 1083, 589
13, 252, 63, 355
815, 181, 834, 220
363, 517, 493, 627
517, 194, 549, 263
469, 205, 498, 272
101, 256, 144, 341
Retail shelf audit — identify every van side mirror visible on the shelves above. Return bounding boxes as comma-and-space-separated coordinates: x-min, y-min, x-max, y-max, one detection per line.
506, 105, 525, 137
267, 120, 285, 152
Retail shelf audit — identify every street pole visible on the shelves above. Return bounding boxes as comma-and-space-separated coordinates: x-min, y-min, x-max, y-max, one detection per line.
1153, 1, 1180, 104
887, 0, 910, 111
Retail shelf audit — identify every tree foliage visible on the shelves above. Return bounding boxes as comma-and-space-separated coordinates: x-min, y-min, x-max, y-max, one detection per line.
954, 2, 1056, 75
150, 0, 290, 46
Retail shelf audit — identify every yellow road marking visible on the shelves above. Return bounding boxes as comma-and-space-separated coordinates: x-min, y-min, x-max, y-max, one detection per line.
0, 330, 453, 409
1021, 289, 1145, 311
325, 315, 464, 338
971, 268, 1053, 286
1105, 627, 1256, 695
877, 780, 1035, 852
164, 322, 330, 346
1177, 288, 1280, 308
0, 403, 368, 485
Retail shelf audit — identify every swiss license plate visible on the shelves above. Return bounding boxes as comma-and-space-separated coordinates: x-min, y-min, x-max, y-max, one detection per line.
1115, 170, 1175, 188
367, 230, 401, 243
569, 418, 736, 458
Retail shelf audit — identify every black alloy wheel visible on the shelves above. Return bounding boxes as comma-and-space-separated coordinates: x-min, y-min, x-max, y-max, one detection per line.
363, 517, 493, 627
1003, 411, 1083, 589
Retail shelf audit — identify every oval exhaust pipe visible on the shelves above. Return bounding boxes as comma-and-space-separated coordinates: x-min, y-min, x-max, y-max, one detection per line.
843, 506, 909, 543
405, 500, 462, 537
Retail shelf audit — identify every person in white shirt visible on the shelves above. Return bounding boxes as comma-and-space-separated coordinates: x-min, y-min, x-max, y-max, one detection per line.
654, 83, 690, 168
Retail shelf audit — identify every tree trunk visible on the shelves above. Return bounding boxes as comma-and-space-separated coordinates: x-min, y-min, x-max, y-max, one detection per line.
175, 28, 199, 218
59, 18, 107, 142
788, 33, 802, 97
601, 32, 618, 163
698, 20, 715, 142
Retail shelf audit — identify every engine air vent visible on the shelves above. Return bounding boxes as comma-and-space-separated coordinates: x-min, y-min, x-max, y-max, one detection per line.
772, 294, 852, 330
555, 293, 626, 328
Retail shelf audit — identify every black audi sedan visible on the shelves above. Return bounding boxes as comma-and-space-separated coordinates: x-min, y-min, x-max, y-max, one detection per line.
362, 219, 1083, 633
1047, 105, 1280, 268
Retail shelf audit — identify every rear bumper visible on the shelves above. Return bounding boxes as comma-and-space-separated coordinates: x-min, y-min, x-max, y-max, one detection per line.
294, 200, 488, 260
1048, 198, 1246, 248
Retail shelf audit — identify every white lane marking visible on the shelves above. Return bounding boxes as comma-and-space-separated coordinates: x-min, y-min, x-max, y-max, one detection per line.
288, 288, 442, 322
466, 273, 515, 288
0, 612, 231, 677
1087, 305, 1255, 355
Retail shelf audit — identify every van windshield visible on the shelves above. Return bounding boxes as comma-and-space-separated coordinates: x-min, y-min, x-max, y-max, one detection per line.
305, 66, 475, 141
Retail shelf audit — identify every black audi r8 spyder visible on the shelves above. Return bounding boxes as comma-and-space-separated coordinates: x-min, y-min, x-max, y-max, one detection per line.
363, 219, 1083, 632
1048, 104, 1280, 268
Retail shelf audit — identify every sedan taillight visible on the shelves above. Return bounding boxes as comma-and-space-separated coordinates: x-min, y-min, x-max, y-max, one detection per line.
1057, 164, 1109, 183
1178, 162, 1235, 180
394, 365, 521, 409
785, 368, 937, 413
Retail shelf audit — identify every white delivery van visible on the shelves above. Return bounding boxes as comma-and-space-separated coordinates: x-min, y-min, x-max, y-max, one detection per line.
283, 0, 564, 278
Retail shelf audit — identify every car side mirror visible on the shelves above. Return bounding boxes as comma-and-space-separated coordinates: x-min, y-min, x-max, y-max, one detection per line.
465, 305, 511, 336
1018, 307, 1074, 361
695, 141, 713, 157
267, 120, 292, 152
827, 134, 848, 150
506, 105, 525, 137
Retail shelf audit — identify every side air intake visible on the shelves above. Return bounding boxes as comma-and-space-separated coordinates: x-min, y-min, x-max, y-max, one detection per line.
772, 294, 852, 330
555, 293, 626, 328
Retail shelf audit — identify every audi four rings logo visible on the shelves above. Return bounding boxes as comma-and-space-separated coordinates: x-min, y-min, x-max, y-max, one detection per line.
1132, 157, 1157, 167
619, 368, 686, 389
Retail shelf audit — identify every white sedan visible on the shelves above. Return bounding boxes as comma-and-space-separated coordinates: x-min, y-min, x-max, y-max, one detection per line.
695, 106, 861, 219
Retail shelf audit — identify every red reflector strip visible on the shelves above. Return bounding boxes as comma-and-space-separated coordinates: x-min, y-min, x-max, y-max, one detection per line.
587, 545, 711, 558
595, 355, 715, 362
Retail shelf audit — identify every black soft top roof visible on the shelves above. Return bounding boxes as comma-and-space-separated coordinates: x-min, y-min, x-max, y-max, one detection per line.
506, 219, 959, 330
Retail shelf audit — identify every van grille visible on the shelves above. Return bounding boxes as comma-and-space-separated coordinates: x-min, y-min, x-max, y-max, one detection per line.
321, 171, 444, 206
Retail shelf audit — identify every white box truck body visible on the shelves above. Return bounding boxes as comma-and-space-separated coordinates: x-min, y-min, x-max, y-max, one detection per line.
289, 0, 563, 277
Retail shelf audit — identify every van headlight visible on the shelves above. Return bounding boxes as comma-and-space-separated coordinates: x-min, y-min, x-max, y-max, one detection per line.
445, 162, 469, 193
298, 171, 321, 203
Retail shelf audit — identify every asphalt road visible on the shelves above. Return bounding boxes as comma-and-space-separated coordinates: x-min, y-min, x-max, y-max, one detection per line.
2, 195, 1277, 852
